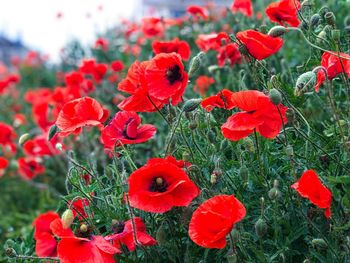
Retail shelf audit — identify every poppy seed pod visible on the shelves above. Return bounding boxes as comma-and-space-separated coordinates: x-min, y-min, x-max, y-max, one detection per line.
312, 238, 328, 249
268, 187, 281, 200
189, 52, 205, 77
269, 88, 282, 105
183, 98, 202, 112
18, 133, 30, 146
303, 260, 311, 263
182, 151, 190, 162
324, 12, 336, 27
255, 218, 268, 238
295, 71, 317, 96
61, 209, 74, 229
268, 26, 288, 38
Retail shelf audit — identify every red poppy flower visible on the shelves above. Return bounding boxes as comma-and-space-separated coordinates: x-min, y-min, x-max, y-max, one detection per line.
111, 60, 124, 72
94, 38, 109, 51
106, 217, 157, 251
69, 198, 91, 220
101, 111, 156, 150
128, 157, 200, 213
23, 134, 61, 157
152, 38, 191, 61
291, 170, 332, 218
236, 30, 284, 60
17, 157, 45, 180
189, 195, 246, 249
118, 53, 188, 111
79, 59, 96, 74
194, 76, 215, 96
92, 63, 108, 84
0, 157, 8, 177
221, 90, 288, 141
65, 71, 84, 87
217, 43, 242, 67
321, 51, 350, 80
231, 0, 253, 17
0, 121, 17, 153
315, 69, 326, 93
32, 102, 60, 132
200, 89, 235, 112
196, 32, 230, 52
164, 155, 191, 168
265, 0, 300, 27
146, 53, 188, 105
187, 5, 209, 20
33, 211, 61, 257
141, 17, 164, 38
56, 97, 109, 136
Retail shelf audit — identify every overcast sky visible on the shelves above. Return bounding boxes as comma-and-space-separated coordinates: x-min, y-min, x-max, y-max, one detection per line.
0, 0, 139, 61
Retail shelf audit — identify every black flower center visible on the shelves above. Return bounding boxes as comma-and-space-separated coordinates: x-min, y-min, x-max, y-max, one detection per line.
149, 177, 168, 192
112, 221, 125, 234
166, 65, 182, 85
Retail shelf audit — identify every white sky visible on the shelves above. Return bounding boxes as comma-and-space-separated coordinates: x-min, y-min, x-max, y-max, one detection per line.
0, 0, 139, 61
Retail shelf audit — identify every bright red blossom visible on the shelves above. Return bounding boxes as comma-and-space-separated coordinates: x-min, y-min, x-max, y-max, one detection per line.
106, 217, 156, 251
17, 157, 45, 180
231, 0, 253, 17
217, 43, 242, 67
221, 90, 288, 141
101, 111, 156, 150
194, 76, 215, 96
56, 97, 109, 136
189, 195, 246, 249
187, 5, 209, 20
321, 51, 350, 80
152, 38, 191, 60
236, 30, 284, 60
291, 170, 332, 218
265, 0, 300, 27
201, 89, 236, 112
0, 157, 8, 177
128, 157, 200, 213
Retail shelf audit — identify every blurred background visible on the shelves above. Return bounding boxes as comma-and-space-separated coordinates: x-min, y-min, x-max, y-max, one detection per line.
0, 0, 231, 63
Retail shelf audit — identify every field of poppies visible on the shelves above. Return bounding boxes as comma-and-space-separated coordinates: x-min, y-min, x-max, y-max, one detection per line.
1, 0, 350, 262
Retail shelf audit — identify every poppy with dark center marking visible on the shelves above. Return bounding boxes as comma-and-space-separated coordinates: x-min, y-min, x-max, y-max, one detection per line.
128, 157, 200, 213
106, 217, 156, 252
101, 111, 156, 150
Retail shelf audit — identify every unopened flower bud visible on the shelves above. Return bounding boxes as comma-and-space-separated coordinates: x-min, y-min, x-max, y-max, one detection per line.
182, 151, 190, 162
285, 108, 295, 123
156, 224, 167, 245
269, 88, 282, 105
48, 124, 59, 141
331, 29, 340, 42
183, 98, 202, 112
227, 253, 237, 263
255, 218, 268, 238
61, 209, 74, 229
268, 187, 281, 200
210, 174, 218, 184
189, 52, 205, 77
268, 26, 288, 37
303, 260, 311, 263
324, 12, 336, 27
295, 71, 317, 96
312, 238, 328, 249
5, 248, 17, 258
259, 24, 268, 34
242, 137, 255, 153
285, 145, 294, 157
55, 143, 63, 151
207, 130, 216, 143
310, 14, 321, 27
220, 140, 229, 151
18, 133, 30, 146
239, 165, 249, 182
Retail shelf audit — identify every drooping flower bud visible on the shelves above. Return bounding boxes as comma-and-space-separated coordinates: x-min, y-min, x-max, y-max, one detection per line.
61, 209, 74, 229
18, 133, 30, 146
183, 98, 202, 112
310, 14, 321, 28
255, 218, 268, 238
48, 124, 59, 141
268, 26, 288, 38
5, 248, 17, 258
269, 88, 282, 105
189, 52, 205, 77
80, 223, 88, 233
312, 238, 328, 249
295, 71, 317, 96
182, 151, 190, 162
